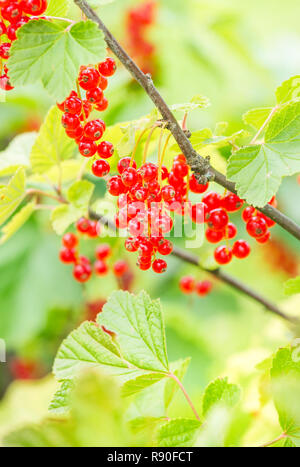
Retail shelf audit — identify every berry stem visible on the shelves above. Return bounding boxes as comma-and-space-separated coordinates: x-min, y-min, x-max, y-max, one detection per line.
259, 432, 287, 448
169, 372, 201, 422
142, 124, 159, 164
130, 127, 149, 167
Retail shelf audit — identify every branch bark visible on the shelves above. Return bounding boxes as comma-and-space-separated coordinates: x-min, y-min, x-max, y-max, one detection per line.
74, 0, 300, 242
90, 210, 297, 324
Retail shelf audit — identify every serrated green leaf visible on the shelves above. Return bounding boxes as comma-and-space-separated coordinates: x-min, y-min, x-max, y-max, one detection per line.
284, 277, 300, 296
30, 106, 76, 174
99, 290, 169, 373
276, 75, 300, 104
157, 418, 201, 447
0, 168, 26, 226
8, 20, 106, 100
51, 204, 81, 235
0, 201, 35, 244
170, 95, 210, 114
271, 347, 300, 445
165, 358, 190, 409
67, 180, 94, 210
202, 377, 241, 417
243, 107, 273, 130
49, 380, 75, 415
0, 132, 36, 176
121, 373, 166, 397
228, 100, 300, 206
46, 0, 70, 16
190, 128, 213, 150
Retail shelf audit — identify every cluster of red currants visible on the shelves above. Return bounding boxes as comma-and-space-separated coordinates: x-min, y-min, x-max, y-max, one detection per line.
57, 58, 116, 178
126, 0, 157, 75
179, 276, 213, 297
0, 0, 48, 90
59, 220, 129, 283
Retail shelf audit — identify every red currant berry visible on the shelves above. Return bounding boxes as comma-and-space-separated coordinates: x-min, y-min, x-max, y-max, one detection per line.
87, 220, 99, 238
157, 239, 173, 256
202, 192, 222, 211
196, 280, 213, 296
1, 3, 22, 22
113, 260, 128, 277
168, 171, 183, 189
257, 212, 276, 228
78, 138, 98, 157
98, 58, 116, 77
78, 66, 100, 90
117, 157, 137, 174
174, 154, 186, 163
99, 75, 108, 90
0, 43, 10, 60
131, 185, 148, 202
242, 206, 255, 222
137, 260, 152, 271
173, 160, 188, 178
129, 218, 144, 236
59, 247, 77, 264
0, 22, 7, 36
152, 259, 167, 274
96, 244, 111, 260
205, 228, 224, 244
221, 193, 244, 212
256, 231, 271, 244
224, 222, 237, 240
207, 208, 229, 231
21, 0, 47, 15
232, 240, 251, 259
98, 141, 114, 159
73, 263, 92, 283
189, 174, 209, 194
84, 120, 105, 141
122, 167, 139, 187
125, 237, 139, 252
94, 260, 108, 276
76, 217, 90, 234
246, 216, 268, 238
95, 97, 109, 112
92, 159, 110, 177
62, 113, 80, 130
161, 166, 169, 180
107, 176, 126, 196
179, 276, 195, 294
189, 203, 207, 224
86, 87, 104, 104
139, 162, 158, 182
214, 246, 233, 265
161, 185, 176, 202
62, 232, 78, 249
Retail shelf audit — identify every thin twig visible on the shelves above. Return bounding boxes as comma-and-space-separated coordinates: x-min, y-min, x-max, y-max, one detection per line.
260, 432, 287, 447
169, 372, 201, 422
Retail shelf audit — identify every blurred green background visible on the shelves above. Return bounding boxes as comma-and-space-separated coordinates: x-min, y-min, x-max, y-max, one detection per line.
0, 0, 300, 447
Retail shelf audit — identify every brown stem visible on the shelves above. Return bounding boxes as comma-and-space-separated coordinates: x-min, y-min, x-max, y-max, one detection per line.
74, 0, 300, 242
260, 432, 287, 448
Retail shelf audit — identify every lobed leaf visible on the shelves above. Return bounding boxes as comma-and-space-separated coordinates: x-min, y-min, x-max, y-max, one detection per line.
157, 418, 201, 447
202, 377, 241, 417
0, 201, 35, 244
0, 168, 26, 226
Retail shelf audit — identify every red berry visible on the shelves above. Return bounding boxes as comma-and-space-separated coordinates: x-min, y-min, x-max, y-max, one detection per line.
168, 171, 183, 189
21, 0, 47, 15
87, 220, 99, 238
179, 276, 195, 294
189, 203, 207, 224
113, 260, 128, 277
62, 233, 78, 249
122, 167, 139, 187
78, 139, 98, 157
125, 237, 139, 252
0, 22, 7, 36
256, 231, 271, 244
1, 3, 22, 22
98, 141, 114, 159
0, 43, 10, 60
99, 75, 108, 90
78, 66, 100, 90
189, 174, 209, 194
73, 263, 92, 283
95, 97, 109, 112
117, 157, 137, 174
232, 240, 251, 259
161, 166, 169, 180
137, 260, 152, 271
92, 159, 110, 177
152, 259, 167, 274
131, 185, 148, 202
94, 260, 108, 276
202, 192, 222, 211
129, 218, 144, 236
59, 247, 77, 264
242, 206, 255, 222
64, 96, 82, 115
66, 125, 84, 140
77, 217, 90, 234
196, 280, 213, 296
214, 246, 233, 265
86, 87, 104, 104
96, 244, 111, 260
257, 212, 276, 228
62, 113, 80, 130
205, 228, 223, 244
161, 185, 176, 202
84, 120, 105, 141
207, 208, 229, 231
224, 222, 237, 240
222, 193, 244, 212
107, 176, 126, 196
246, 216, 268, 238
98, 58, 117, 76
173, 160, 188, 178
157, 239, 173, 256
139, 162, 158, 182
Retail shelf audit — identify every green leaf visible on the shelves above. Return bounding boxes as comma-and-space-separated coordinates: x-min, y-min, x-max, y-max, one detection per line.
99, 290, 169, 372
67, 180, 94, 210
49, 380, 75, 414
202, 377, 241, 417
157, 419, 201, 447
51, 204, 81, 235
8, 20, 106, 100
164, 358, 190, 409
0, 201, 35, 244
228, 101, 300, 206
284, 277, 300, 296
0, 168, 26, 226
46, 0, 70, 16
170, 95, 210, 114
0, 132, 36, 176
271, 347, 300, 446
243, 107, 273, 130
121, 373, 166, 398
30, 106, 76, 174
53, 321, 129, 381
189, 128, 213, 151
276, 75, 300, 104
